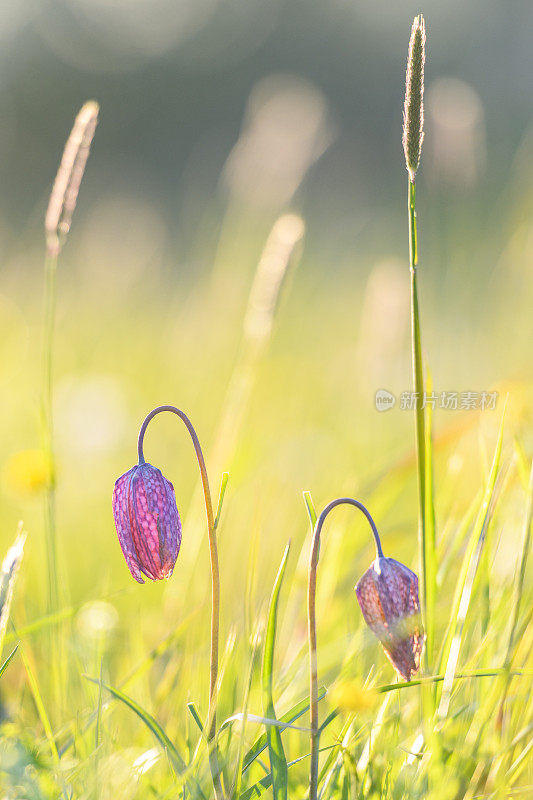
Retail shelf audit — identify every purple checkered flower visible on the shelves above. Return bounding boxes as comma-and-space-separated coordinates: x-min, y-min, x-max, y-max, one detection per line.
356, 557, 424, 681
112, 462, 182, 583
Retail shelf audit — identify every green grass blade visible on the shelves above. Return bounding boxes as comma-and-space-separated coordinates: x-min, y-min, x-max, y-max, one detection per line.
303, 491, 318, 527
492, 459, 533, 736
231, 628, 261, 799
436, 490, 480, 592
85, 674, 185, 769
242, 688, 327, 773
424, 369, 437, 666
220, 713, 309, 734
187, 701, 205, 735
303, 490, 319, 558
19, 641, 69, 799
374, 668, 525, 694
318, 714, 362, 792
85, 675, 206, 798
437, 409, 505, 692
240, 772, 272, 798
240, 748, 334, 800
436, 411, 506, 718
262, 542, 290, 800
505, 459, 533, 666
437, 517, 493, 721
214, 472, 230, 533
21, 645, 59, 763
4, 605, 77, 645
0, 525, 26, 660
58, 606, 201, 757
0, 645, 18, 679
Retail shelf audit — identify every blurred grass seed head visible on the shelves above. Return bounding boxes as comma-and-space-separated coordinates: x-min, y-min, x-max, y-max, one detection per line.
403, 14, 426, 181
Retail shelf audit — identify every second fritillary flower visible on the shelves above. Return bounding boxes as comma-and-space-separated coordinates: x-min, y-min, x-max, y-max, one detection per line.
356, 556, 424, 681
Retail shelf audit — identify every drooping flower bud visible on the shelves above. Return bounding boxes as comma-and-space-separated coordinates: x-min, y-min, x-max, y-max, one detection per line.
355, 557, 424, 681
112, 462, 181, 583
402, 14, 426, 181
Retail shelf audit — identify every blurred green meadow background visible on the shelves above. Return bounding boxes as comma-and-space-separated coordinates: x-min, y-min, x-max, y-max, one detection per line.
0, 0, 532, 797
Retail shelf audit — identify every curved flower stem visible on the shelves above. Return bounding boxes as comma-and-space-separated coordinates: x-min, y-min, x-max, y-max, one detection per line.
138, 405, 224, 800
308, 497, 382, 800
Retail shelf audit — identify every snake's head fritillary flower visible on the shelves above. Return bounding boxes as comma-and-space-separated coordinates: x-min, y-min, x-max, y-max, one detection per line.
355, 557, 424, 681
112, 462, 182, 583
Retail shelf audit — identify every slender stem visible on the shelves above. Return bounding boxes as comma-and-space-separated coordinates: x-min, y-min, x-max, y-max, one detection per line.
137, 405, 224, 800
308, 497, 382, 800
42, 246, 66, 717
408, 178, 427, 631
497, 460, 533, 733
43, 250, 58, 614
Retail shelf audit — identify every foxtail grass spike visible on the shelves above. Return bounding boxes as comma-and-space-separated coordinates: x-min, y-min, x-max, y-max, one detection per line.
42, 100, 99, 618
45, 100, 99, 258
403, 15, 426, 181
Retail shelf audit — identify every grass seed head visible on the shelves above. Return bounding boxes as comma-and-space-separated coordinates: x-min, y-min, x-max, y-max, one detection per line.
45, 100, 99, 258
403, 14, 426, 181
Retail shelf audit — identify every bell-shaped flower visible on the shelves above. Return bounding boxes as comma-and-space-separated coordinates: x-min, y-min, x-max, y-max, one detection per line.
356, 557, 424, 681
112, 462, 181, 583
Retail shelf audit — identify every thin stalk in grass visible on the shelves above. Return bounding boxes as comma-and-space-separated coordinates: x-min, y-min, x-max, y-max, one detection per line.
262, 542, 291, 800
137, 406, 224, 800
230, 625, 261, 799
19, 640, 69, 800
423, 370, 437, 665
436, 411, 505, 719
42, 246, 58, 613
42, 101, 99, 614
307, 498, 383, 800
496, 459, 533, 734
403, 15, 432, 656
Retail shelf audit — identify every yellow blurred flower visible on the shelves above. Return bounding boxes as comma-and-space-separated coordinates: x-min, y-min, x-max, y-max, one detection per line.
329, 679, 378, 713
3, 449, 52, 495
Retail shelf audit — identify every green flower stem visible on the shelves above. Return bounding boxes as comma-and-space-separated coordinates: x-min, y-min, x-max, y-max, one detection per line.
308, 497, 382, 800
137, 406, 224, 800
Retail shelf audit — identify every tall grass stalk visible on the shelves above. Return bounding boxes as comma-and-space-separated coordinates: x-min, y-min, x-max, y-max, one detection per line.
403, 16, 434, 663
42, 101, 99, 615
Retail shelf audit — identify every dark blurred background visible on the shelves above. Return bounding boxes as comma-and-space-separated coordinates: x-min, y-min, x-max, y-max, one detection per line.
1, 0, 531, 240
